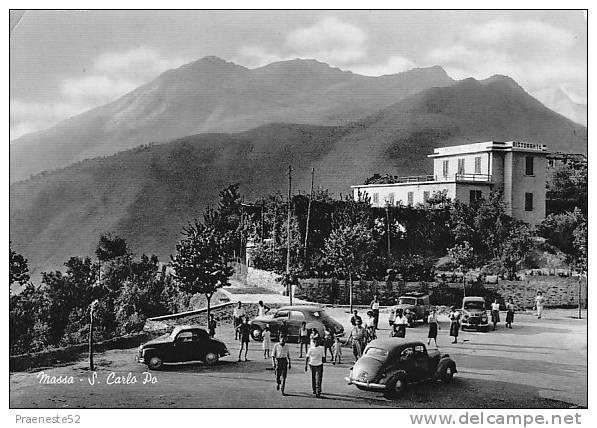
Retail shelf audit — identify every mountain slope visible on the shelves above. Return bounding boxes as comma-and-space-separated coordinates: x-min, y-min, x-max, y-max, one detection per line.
10, 57, 454, 182
10, 75, 587, 276
531, 87, 587, 126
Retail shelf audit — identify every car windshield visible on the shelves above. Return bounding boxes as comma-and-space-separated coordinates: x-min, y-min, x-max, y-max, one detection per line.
398, 298, 416, 305
464, 301, 485, 310
364, 347, 388, 361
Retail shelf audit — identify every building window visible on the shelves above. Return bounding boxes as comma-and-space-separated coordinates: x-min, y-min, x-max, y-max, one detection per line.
387, 193, 395, 205
525, 193, 533, 211
442, 160, 449, 177
407, 192, 414, 206
372, 193, 379, 205
423, 191, 430, 203
525, 156, 534, 175
474, 156, 481, 174
457, 158, 465, 175
470, 190, 482, 204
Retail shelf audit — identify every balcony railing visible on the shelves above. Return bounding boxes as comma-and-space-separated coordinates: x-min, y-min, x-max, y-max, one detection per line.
453, 173, 492, 182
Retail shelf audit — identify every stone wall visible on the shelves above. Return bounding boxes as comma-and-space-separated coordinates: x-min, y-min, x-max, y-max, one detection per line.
231, 262, 285, 294
486, 276, 587, 308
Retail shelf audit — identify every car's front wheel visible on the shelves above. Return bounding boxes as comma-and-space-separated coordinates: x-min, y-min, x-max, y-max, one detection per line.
204, 352, 219, 366
384, 375, 407, 398
148, 356, 163, 370
251, 326, 263, 341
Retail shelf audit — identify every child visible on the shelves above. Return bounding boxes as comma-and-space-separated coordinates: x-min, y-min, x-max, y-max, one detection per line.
262, 325, 272, 359
332, 336, 342, 365
310, 328, 320, 348
298, 322, 309, 358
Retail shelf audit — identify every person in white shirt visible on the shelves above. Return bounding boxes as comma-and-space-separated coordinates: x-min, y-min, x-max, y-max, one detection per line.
305, 338, 325, 398
393, 309, 408, 338
257, 300, 270, 317
233, 301, 245, 340
272, 336, 291, 395
370, 295, 380, 329
491, 299, 500, 330
535, 292, 545, 319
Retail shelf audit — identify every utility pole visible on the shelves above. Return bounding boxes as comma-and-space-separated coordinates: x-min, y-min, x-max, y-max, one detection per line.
386, 205, 391, 256
286, 165, 293, 306
303, 167, 315, 263
89, 299, 99, 371
261, 198, 265, 244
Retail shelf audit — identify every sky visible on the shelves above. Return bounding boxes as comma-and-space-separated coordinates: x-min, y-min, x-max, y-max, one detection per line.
9, 10, 587, 140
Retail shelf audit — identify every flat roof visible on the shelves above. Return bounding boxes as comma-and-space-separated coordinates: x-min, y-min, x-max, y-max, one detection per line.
428, 141, 548, 158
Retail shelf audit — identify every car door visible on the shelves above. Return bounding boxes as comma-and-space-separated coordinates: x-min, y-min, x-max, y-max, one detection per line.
397, 346, 416, 378
190, 329, 210, 361
288, 310, 306, 338
412, 344, 431, 380
173, 331, 195, 362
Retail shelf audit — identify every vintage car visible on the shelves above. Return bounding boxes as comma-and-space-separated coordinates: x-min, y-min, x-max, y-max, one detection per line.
137, 325, 229, 370
388, 293, 431, 327
460, 296, 490, 332
249, 305, 344, 342
346, 338, 457, 398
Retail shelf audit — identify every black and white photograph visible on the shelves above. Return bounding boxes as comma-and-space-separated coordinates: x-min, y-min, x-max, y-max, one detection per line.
8, 7, 588, 414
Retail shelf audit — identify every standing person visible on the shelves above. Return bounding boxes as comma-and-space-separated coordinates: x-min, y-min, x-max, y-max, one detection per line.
350, 309, 362, 326
491, 299, 500, 330
262, 325, 272, 359
393, 309, 407, 338
365, 311, 376, 343
390, 323, 401, 337
280, 320, 289, 342
236, 317, 251, 361
449, 306, 461, 344
257, 300, 271, 317
305, 338, 325, 398
272, 336, 291, 396
332, 335, 342, 365
309, 328, 320, 348
298, 322, 309, 358
535, 291, 545, 319
427, 308, 440, 347
370, 295, 380, 329
208, 314, 217, 338
323, 327, 334, 362
346, 318, 366, 362
505, 298, 515, 329
233, 301, 245, 340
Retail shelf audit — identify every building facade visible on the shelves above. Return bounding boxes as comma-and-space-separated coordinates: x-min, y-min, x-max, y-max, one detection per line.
351, 141, 548, 225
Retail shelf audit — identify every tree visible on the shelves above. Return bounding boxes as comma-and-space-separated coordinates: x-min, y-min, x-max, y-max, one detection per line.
499, 223, 533, 279
538, 208, 585, 257
96, 233, 130, 262
447, 241, 475, 296
323, 223, 376, 311
10, 246, 30, 289
171, 221, 234, 327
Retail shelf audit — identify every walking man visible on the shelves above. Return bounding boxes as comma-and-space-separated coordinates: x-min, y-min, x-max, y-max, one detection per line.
236, 317, 251, 361
233, 301, 245, 340
272, 336, 291, 396
350, 309, 362, 326
208, 313, 217, 338
370, 295, 380, 329
346, 318, 366, 362
305, 338, 325, 398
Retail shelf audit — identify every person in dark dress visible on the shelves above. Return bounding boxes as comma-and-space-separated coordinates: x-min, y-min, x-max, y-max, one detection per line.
449, 306, 461, 344
208, 314, 217, 338
427, 308, 440, 347
505, 297, 515, 329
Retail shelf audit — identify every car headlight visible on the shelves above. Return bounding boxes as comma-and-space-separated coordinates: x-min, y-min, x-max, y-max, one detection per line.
405, 309, 411, 313
481, 316, 487, 321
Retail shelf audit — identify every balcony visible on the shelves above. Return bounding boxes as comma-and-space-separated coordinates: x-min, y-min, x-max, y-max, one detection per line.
452, 173, 492, 182
361, 173, 493, 186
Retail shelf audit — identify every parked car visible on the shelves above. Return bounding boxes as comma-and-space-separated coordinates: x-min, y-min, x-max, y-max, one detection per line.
249, 305, 344, 342
460, 296, 489, 332
346, 338, 457, 398
137, 325, 229, 370
388, 293, 430, 327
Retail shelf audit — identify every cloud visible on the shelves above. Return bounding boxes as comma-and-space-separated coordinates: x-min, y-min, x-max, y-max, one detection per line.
10, 46, 189, 139
235, 17, 369, 70
424, 19, 586, 97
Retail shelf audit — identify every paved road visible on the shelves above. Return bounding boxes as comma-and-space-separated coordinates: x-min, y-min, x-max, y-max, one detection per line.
10, 308, 586, 408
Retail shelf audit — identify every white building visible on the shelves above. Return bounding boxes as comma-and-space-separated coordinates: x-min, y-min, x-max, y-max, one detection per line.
351, 141, 548, 225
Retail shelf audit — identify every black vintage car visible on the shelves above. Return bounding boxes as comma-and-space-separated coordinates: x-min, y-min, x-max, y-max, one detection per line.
249, 305, 344, 342
137, 325, 229, 370
346, 338, 457, 398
